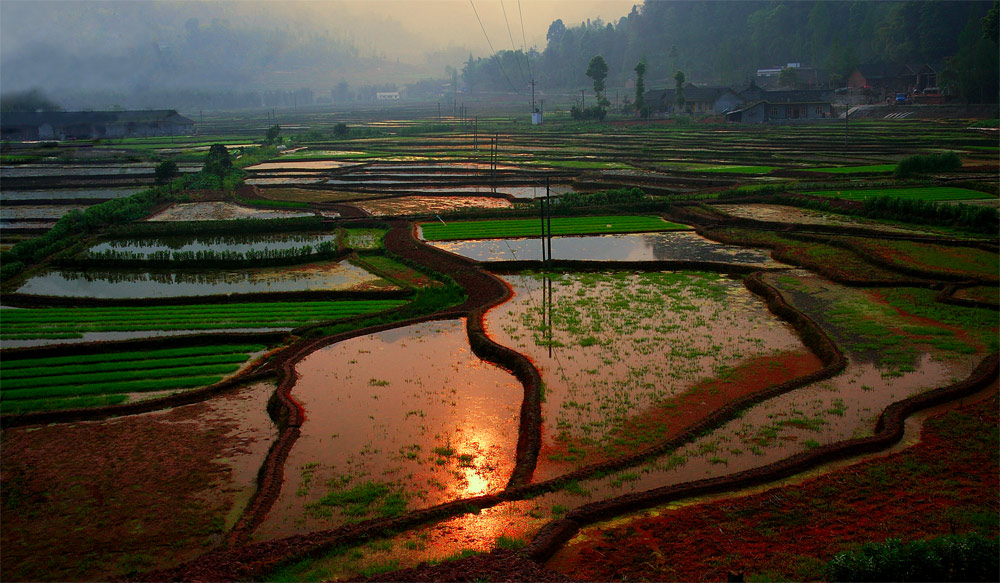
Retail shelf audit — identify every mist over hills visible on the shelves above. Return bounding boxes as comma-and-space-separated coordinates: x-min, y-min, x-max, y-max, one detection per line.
1, 0, 996, 111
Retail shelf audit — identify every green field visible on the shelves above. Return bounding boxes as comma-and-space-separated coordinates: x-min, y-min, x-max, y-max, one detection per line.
0, 344, 266, 413
420, 215, 690, 241
1, 300, 408, 340
799, 186, 993, 202
694, 165, 776, 174
803, 164, 897, 174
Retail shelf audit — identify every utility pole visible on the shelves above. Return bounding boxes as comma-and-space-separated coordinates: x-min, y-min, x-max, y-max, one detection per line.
530, 79, 537, 112
580, 89, 585, 109
474, 116, 478, 151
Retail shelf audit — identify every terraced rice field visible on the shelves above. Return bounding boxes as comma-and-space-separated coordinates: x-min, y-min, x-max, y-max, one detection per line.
0, 344, 266, 413
420, 215, 690, 241
1, 300, 407, 340
799, 186, 993, 202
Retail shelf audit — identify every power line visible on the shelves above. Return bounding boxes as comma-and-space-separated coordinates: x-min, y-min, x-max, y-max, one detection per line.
500, 0, 527, 86
468, 0, 520, 93
517, 0, 533, 81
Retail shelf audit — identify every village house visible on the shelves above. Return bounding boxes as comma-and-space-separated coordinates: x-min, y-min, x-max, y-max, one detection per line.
725, 101, 833, 123
644, 85, 744, 115
1, 110, 195, 141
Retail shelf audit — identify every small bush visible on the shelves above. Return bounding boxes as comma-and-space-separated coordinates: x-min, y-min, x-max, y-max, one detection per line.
570, 105, 607, 121
825, 533, 999, 582
895, 152, 962, 177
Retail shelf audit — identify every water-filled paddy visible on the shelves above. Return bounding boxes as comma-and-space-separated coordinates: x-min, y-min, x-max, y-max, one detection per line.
255, 319, 520, 541
712, 203, 935, 234
431, 232, 780, 265
484, 271, 810, 478
15, 262, 395, 298
355, 196, 513, 216
0, 205, 88, 220
396, 185, 573, 199
1, 188, 142, 201
146, 202, 314, 221
86, 233, 337, 257
245, 160, 361, 171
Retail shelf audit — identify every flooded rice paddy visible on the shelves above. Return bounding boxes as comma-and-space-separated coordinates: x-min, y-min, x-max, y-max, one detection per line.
484, 271, 810, 479
713, 204, 936, 234
1, 188, 142, 201
355, 196, 513, 216
430, 232, 780, 265
86, 233, 337, 257
1, 205, 88, 220
255, 319, 521, 541
15, 262, 395, 298
245, 160, 362, 171
146, 202, 314, 221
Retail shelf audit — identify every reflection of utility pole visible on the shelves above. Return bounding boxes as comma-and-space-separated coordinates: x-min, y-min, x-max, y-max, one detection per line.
540, 184, 546, 266
546, 274, 553, 358
546, 178, 552, 270
844, 106, 849, 148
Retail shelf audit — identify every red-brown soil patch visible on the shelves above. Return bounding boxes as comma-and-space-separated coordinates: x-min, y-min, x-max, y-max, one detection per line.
1, 386, 274, 581
355, 549, 573, 582
548, 390, 999, 582
542, 350, 824, 466
868, 289, 989, 352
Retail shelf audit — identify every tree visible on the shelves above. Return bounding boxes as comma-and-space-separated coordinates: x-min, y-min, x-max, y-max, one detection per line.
778, 67, 799, 89
674, 70, 686, 112
634, 58, 647, 118
154, 160, 180, 186
0, 89, 62, 112
203, 144, 233, 181
586, 55, 609, 107
263, 124, 281, 145
547, 19, 566, 44
984, 0, 999, 43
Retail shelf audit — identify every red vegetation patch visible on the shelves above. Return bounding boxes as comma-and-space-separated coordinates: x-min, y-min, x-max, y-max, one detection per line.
549, 390, 1000, 582
1, 391, 269, 582
543, 350, 824, 465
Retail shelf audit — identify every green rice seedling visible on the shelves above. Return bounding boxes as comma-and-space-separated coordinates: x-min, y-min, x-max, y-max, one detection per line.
3, 364, 241, 391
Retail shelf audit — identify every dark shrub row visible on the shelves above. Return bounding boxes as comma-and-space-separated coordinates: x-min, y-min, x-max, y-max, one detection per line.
895, 152, 962, 177
826, 533, 999, 582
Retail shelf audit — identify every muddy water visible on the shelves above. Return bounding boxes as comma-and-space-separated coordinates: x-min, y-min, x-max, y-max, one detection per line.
484, 272, 808, 480
1, 188, 141, 201
355, 196, 513, 216
1, 205, 88, 219
245, 160, 360, 171
492, 270, 983, 525
15, 262, 394, 298
87, 233, 337, 257
146, 202, 314, 221
253, 320, 521, 541
713, 203, 933, 234
391, 185, 573, 199
430, 232, 780, 265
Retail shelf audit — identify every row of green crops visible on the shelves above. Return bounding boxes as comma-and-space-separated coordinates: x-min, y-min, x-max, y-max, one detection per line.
799, 186, 992, 202
0, 344, 266, 413
419, 215, 690, 241
803, 164, 897, 174
1, 300, 408, 339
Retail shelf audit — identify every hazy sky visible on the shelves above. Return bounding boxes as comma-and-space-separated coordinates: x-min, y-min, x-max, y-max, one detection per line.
354, 0, 638, 52
0, 0, 638, 100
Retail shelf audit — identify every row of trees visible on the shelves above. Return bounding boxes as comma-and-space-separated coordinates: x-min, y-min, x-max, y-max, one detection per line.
461, 1, 996, 104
